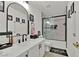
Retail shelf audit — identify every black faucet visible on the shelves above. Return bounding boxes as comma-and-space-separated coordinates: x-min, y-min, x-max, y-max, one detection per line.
22, 34, 27, 42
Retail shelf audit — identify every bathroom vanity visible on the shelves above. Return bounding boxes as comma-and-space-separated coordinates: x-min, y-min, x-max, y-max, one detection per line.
0, 38, 45, 57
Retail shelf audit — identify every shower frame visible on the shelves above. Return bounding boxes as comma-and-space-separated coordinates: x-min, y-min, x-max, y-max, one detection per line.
42, 14, 67, 42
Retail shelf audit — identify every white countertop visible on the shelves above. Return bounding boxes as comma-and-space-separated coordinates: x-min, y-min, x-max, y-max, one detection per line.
0, 38, 45, 57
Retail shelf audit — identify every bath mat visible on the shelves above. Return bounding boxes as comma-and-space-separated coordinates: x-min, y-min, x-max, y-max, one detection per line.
50, 47, 68, 56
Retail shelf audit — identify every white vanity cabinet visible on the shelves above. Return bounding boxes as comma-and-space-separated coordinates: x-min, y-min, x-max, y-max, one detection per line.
28, 42, 45, 57
18, 43, 45, 57
28, 45, 40, 57
0, 38, 45, 57
18, 52, 28, 57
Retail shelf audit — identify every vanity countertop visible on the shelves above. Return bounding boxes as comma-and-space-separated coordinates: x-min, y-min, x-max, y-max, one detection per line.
0, 38, 45, 57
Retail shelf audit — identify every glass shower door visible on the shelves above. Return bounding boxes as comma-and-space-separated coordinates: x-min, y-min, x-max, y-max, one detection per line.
43, 18, 55, 40
42, 16, 65, 41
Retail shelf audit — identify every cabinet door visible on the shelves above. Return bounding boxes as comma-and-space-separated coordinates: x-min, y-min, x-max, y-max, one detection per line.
28, 45, 39, 57
39, 43, 45, 57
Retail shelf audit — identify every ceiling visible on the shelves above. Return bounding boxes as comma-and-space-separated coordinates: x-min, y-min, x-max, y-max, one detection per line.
29, 1, 68, 17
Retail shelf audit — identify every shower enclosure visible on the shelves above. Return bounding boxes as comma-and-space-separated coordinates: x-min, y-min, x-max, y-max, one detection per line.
42, 15, 67, 41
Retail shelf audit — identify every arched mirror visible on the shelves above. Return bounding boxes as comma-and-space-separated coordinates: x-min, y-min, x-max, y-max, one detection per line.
0, 2, 28, 50
6, 2, 28, 44
7, 2, 28, 35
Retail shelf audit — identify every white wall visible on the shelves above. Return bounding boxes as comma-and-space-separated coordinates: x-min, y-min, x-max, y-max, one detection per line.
0, 2, 12, 32
66, 1, 74, 56
0, 12, 6, 32
0, 9, 7, 44
28, 5, 42, 35
0, 1, 13, 44
0, 2, 11, 32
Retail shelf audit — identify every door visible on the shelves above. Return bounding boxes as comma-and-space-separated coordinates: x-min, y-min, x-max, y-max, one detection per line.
67, 2, 79, 57
67, 10, 76, 57
73, 2, 79, 57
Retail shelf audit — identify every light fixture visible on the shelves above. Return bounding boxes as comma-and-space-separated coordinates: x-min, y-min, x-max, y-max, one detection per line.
46, 21, 51, 25
46, 21, 50, 24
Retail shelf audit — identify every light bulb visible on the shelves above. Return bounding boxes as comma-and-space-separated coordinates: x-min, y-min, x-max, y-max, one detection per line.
46, 21, 50, 24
